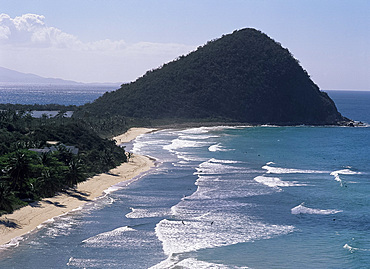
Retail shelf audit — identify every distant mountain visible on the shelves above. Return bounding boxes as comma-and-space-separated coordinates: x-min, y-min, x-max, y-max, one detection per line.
0, 67, 81, 84
77, 28, 347, 125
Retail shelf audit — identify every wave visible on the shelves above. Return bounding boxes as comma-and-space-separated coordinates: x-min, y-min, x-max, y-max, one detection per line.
179, 134, 220, 140
343, 244, 370, 253
132, 138, 167, 154
330, 169, 361, 186
163, 138, 211, 152
155, 214, 294, 256
81, 226, 136, 248
177, 126, 244, 135
254, 175, 307, 190
0, 236, 24, 250
42, 215, 80, 238
194, 159, 248, 176
125, 207, 171, 219
67, 257, 126, 268
150, 257, 249, 269
291, 203, 342, 215
175, 152, 208, 162
208, 143, 233, 152
262, 162, 327, 174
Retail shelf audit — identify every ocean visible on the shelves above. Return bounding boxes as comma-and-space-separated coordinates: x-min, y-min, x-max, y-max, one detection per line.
0, 84, 118, 105
0, 89, 369, 268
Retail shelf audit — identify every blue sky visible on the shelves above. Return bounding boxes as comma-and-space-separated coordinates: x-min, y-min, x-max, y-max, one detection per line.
0, 0, 369, 89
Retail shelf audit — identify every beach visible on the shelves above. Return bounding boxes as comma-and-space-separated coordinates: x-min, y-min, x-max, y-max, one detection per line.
0, 128, 155, 246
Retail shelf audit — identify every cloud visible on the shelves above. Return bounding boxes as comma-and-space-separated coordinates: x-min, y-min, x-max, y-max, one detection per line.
0, 13, 193, 52
0, 13, 77, 48
0, 13, 109, 49
0, 13, 196, 82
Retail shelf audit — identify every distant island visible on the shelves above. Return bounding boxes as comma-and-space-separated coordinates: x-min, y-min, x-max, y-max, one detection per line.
0, 67, 81, 85
76, 28, 348, 126
0, 66, 121, 86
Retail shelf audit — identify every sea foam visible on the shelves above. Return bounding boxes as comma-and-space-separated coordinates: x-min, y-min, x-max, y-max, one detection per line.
254, 175, 307, 189
208, 143, 232, 152
163, 138, 210, 152
291, 203, 342, 215
330, 168, 361, 186
150, 257, 249, 269
125, 207, 171, 219
262, 162, 327, 174
82, 226, 138, 248
155, 214, 294, 256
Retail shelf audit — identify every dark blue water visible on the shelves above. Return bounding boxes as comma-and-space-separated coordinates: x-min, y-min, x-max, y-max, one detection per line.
0, 90, 369, 268
0, 84, 119, 105
326, 90, 370, 124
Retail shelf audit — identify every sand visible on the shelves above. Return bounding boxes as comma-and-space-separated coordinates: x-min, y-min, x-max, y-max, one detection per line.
0, 128, 156, 246
113, 127, 155, 146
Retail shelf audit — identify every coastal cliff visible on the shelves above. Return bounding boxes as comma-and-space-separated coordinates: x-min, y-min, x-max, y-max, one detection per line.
78, 28, 347, 125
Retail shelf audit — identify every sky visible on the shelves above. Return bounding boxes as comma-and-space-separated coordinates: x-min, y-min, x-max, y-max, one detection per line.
0, 0, 369, 89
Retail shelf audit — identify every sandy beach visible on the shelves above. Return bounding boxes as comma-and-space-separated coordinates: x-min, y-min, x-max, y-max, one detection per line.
0, 128, 156, 246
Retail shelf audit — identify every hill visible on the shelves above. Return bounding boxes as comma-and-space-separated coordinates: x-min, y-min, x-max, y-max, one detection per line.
76, 28, 347, 125
0, 67, 80, 84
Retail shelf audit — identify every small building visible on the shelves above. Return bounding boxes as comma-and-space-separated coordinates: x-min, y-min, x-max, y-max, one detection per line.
29, 142, 79, 155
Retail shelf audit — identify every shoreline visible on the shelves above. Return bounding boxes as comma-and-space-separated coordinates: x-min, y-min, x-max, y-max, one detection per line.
0, 127, 156, 246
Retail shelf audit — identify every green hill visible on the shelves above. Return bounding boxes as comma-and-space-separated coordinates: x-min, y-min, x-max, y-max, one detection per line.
77, 28, 346, 125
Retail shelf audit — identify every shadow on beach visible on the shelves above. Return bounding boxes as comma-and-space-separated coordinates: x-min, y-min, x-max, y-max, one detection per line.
64, 189, 92, 202
0, 219, 20, 229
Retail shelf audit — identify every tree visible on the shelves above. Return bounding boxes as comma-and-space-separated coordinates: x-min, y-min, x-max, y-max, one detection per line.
5, 150, 33, 192
0, 182, 15, 213
64, 157, 85, 188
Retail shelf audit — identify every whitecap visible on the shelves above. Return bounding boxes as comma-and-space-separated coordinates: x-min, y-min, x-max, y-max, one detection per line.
125, 207, 171, 219
209, 158, 242, 164
330, 169, 361, 184
176, 152, 207, 162
262, 162, 327, 174
82, 226, 137, 248
155, 213, 294, 255
67, 257, 119, 268
163, 138, 210, 152
194, 159, 247, 176
178, 126, 242, 135
254, 176, 307, 189
291, 203, 342, 215
177, 127, 211, 134
179, 134, 220, 140
208, 143, 233, 152
343, 243, 357, 253
42, 215, 79, 238
0, 236, 24, 250
150, 256, 249, 269
343, 243, 370, 253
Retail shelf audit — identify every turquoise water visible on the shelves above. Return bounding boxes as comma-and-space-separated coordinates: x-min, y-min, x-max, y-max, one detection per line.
0, 91, 369, 268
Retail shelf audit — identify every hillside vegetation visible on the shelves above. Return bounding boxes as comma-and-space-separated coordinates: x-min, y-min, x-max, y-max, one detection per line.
76, 28, 346, 125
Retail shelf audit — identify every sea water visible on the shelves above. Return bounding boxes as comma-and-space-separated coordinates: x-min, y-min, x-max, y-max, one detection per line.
0, 84, 118, 105
0, 90, 369, 268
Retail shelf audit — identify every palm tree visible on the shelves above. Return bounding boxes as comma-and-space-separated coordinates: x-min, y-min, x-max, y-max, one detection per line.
6, 150, 32, 192
0, 182, 14, 213
64, 157, 85, 188
35, 168, 58, 197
